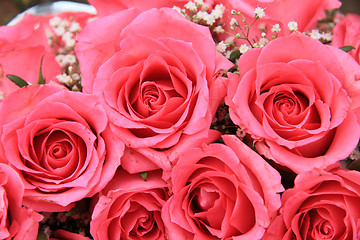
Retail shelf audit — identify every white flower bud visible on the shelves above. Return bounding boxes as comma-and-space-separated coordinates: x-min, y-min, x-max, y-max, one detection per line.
288, 21, 298, 31
254, 7, 265, 18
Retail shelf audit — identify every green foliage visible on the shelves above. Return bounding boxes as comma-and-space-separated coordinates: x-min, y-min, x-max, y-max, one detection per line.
6, 74, 29, 87
340, 46, 355, 52
140, 171, 148, 181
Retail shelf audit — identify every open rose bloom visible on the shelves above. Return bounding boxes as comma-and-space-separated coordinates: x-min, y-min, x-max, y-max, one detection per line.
226, 32, 360, 173
90, 169, 169, 240
0, 0, 360, 239
162, 135, 284, 239
0, 84, 124, 212
263, 164, 360, 240
75, 7, 232, 174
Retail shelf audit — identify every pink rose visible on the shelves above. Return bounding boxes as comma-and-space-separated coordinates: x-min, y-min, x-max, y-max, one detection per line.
332, 13, 360, 63
263, 165, 360, 240
0, 11, 93, 101
90, 169, 169, 240
225, 32, 360, 173
0, 163, 42, 240
75, 8, 232, 173
0, 84, 124, 212
162, 135, 284, 239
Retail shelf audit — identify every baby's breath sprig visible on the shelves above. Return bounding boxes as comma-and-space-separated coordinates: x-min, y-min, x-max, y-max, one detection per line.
173, 1, 225, 28
47, 16, 83, 91
217, 7, 273, 70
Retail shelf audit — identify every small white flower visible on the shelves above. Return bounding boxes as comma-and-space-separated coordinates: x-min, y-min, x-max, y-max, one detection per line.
197, 11, 215, 25
64, 54, 77, 65
56, 54, 76, 67
172, 6, 183, 14
62, 31, 73, 42
309, 29, 321, 40
211, 4, 225, 19
261, 32, 266, 37
72, 73, 81, 81
185, 1, 197, 12
49, 16, 61, 27
271, 24, 281, 33
230, 18, 239, 26
56, 74, 73, 85
216, 41, 227, 53
254, 7, 265, 18
224, 50, 232, 59
321, 32, 332, 41
194, 0, 204, 5
55, 55, 65, 65
258, 37, 269, 47
69, 22, 81, 33
239, 44, 250, 53
288, 21, 298, 31
54, 26, 66, 36
65, 39, 76, 49
213, 26, 224, 33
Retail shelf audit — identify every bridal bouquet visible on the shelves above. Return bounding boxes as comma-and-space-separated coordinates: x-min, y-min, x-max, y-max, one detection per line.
0, 0, 360, 239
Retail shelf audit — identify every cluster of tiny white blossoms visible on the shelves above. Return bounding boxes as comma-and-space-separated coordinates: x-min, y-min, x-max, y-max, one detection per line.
173, 0, 225, 27
215, 7, 273, 63
307, 29, 333, 42
47, 16, 82, 91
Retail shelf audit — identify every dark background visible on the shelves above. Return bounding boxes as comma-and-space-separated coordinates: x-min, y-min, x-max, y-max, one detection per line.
0, 0, 360, 25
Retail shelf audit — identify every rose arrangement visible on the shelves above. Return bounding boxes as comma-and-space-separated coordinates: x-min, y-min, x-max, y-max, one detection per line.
0, 0, 359, 239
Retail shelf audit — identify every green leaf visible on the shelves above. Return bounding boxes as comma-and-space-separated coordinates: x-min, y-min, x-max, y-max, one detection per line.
340, 46, 355, 52
140, 172, 148, 181
38, 55, 45, 85
36, 232, 48, 240
229, 49, 241, 62
6, 74, 29, 88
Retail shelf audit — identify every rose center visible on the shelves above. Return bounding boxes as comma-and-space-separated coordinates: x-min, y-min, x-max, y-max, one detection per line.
49, 141, 72, 159
274, 94, 296, 115
142, 84, 160, 107
191, 187, 220, 213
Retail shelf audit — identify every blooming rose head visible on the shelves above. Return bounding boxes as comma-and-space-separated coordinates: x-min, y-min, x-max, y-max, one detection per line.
0, 11, 94, 101
0, 163, 42, 240
90, 169, 169, 240
225, 32, 360, 173
264, 165, 360, 240
162, 135, 284, 239
75, 7, 233, 174
332, 13, 360, 63
0, 84, 124, 212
